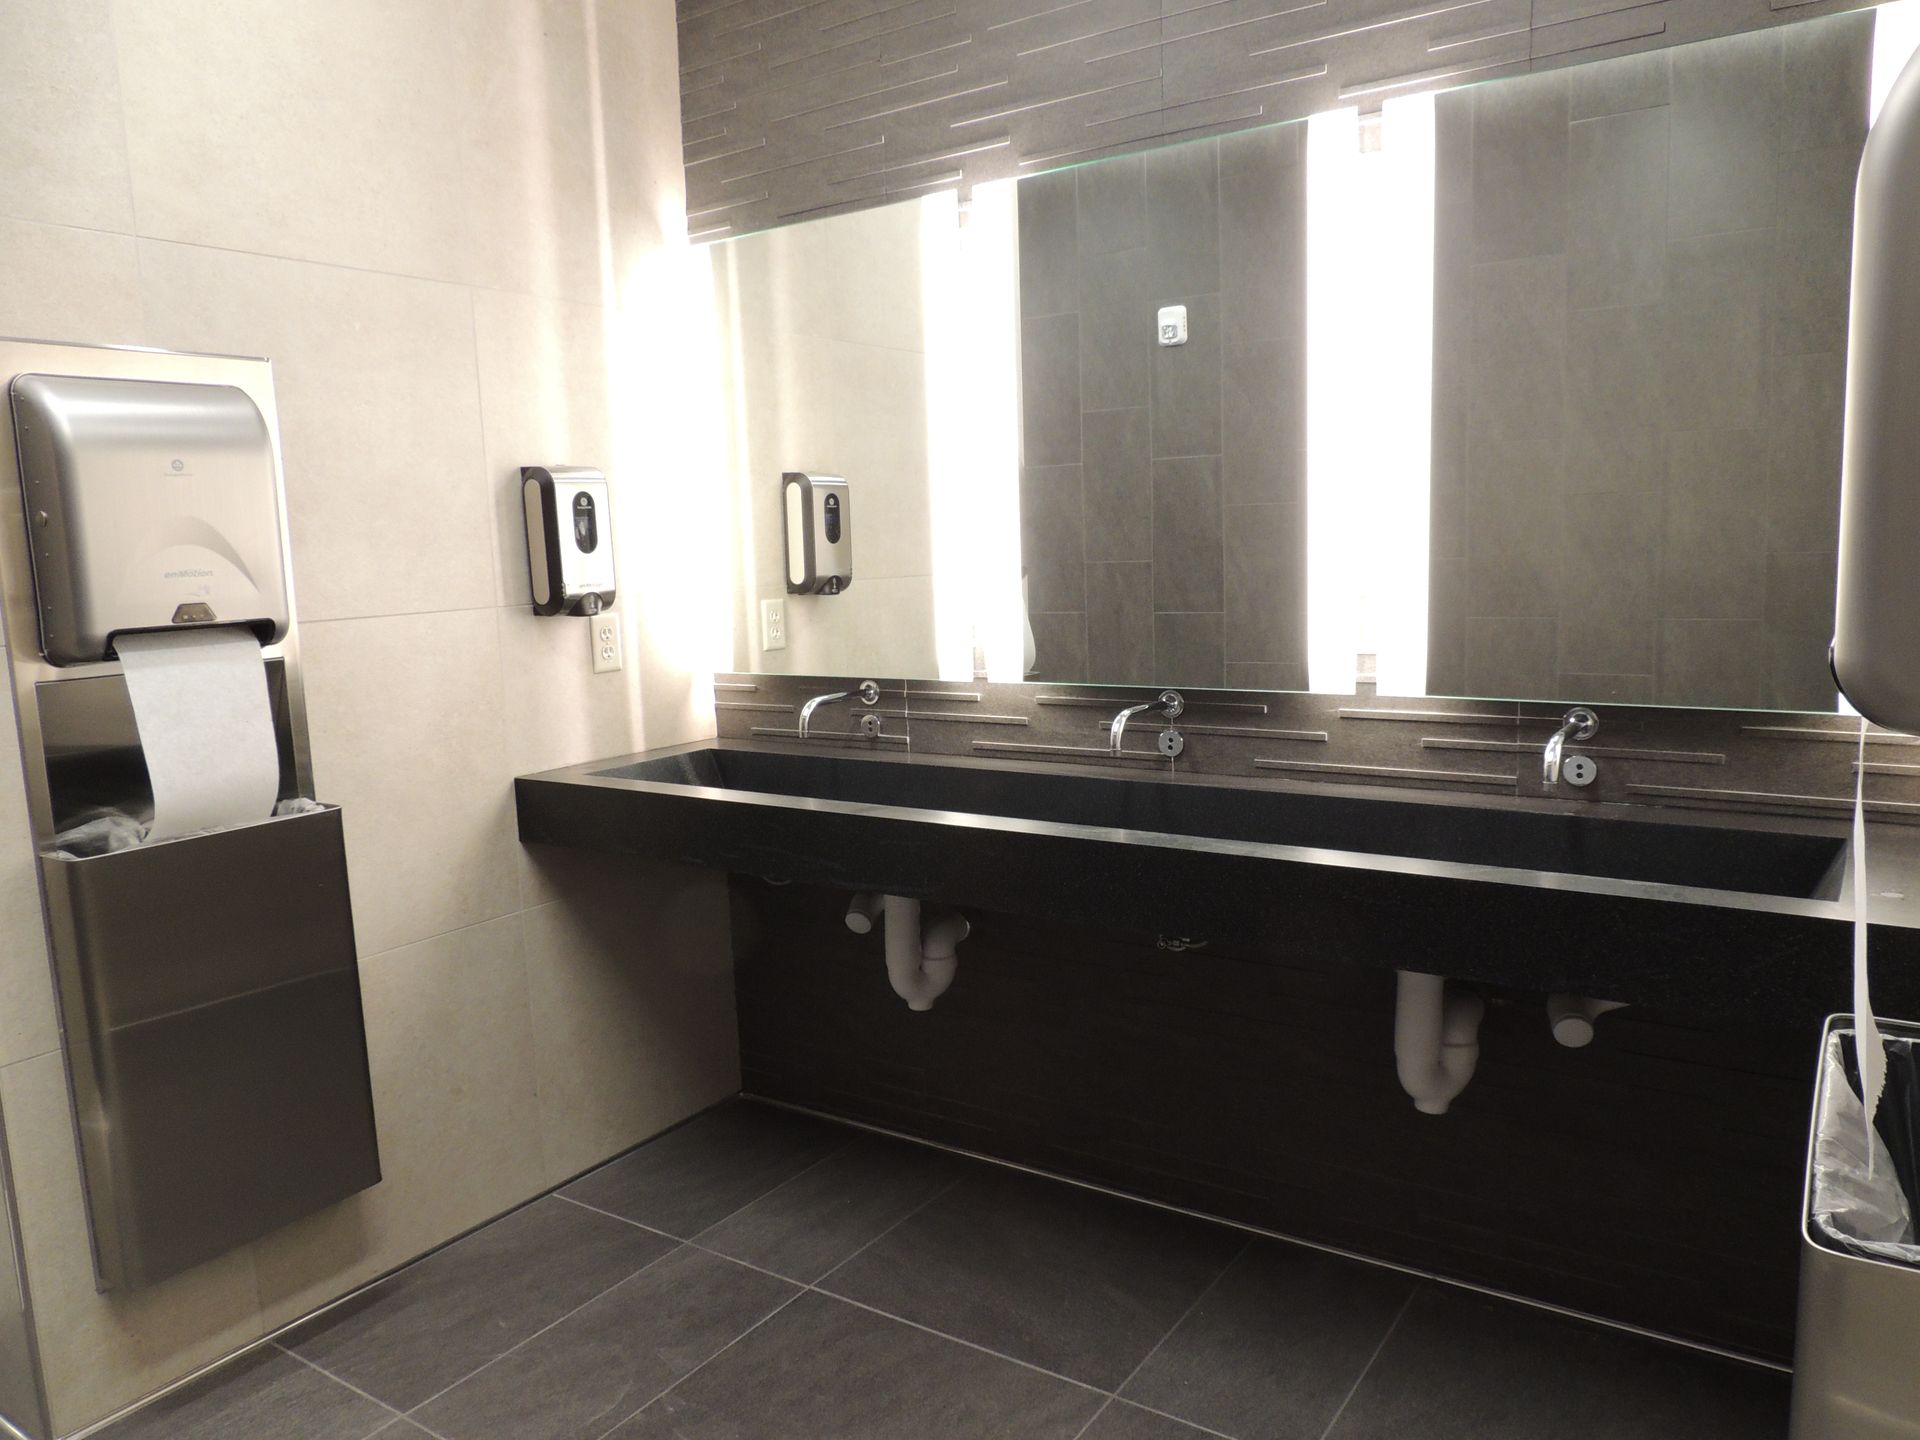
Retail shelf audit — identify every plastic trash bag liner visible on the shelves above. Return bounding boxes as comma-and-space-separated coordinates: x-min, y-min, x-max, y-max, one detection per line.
49, 797, 324, 858
1812, 1028, 1920, 1265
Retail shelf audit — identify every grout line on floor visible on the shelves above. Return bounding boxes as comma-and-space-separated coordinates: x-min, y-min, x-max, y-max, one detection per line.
554, 1190, 684, 1240
746, 1093, 1794, 1375
1311, 1284, 1418, 1440
677, 1130, 863, 1244
1069, 1397, 1117, 1440
1092, 1236, 1252, 1431
808, 1162, 968, 1287
1118, 1399, 1240, 1439
394, 1234, 686, 1419
669, 1231, 1177, 1422
272, 1345, 428, 1436
815, 1288, 1112, 1398
585, 1288, 812, 1440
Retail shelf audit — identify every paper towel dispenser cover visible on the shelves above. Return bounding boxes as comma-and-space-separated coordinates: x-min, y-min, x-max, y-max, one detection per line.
9, 374, 290, 667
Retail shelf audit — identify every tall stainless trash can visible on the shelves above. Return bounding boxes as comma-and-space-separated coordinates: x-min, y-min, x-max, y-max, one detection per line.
1790, 1015, 1920, 1440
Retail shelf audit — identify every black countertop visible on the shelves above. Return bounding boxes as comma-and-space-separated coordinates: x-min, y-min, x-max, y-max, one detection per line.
515, 739, 1920, 1022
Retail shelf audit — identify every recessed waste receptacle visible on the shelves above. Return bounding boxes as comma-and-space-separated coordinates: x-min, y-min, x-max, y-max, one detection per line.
1790, 1015, 1920, 1440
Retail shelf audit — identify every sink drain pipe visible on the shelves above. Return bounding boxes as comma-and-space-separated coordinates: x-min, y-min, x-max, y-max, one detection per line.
1395, 971, 1485, 1114
846, 893, 969, 1011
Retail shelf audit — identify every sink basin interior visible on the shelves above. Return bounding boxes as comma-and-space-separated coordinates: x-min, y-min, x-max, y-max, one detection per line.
591, 747, 1846, 900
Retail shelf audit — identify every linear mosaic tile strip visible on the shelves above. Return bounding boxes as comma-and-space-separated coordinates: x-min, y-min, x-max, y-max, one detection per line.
972, 739, 1170, 764
1626, 782, 1920, 817
1036, 694, 1272, 714
1087, 723, 1329, 742
679, 0, 1863, 237
893, 710, 1031, 724
1253, 758, 1517, 788
749, 726, 911, 746
1337, 707, 1521, 726
715, 701, 796, 713
1743, 725, 1920, 745
1422, 738, 1727, 765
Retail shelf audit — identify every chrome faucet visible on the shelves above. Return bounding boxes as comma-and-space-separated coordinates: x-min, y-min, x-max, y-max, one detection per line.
1110, 690, 1186, 757
797, 679, 879, 739
1542, 706, 1599, 786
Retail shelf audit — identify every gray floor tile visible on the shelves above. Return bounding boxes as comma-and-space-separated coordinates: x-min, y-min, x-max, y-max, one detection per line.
694, 1133, 964, 1283
560, 1100, 850, 1237
1122, 1241, 1414, 1440
1326, 1286, 1790, 1440
97, 1345, 393, 1440
412, 1245, 797, 1440
603, 1291, 1101, 1440
1082, 1401, 1221, 1439
819, 1167, 1241, 1390
283, 1196, 673, 1411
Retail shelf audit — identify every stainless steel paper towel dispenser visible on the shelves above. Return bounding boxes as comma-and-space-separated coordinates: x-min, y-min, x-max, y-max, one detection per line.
9, 374, 290, 666
1834, 48, 1920, 729
0, 340, 379, 1300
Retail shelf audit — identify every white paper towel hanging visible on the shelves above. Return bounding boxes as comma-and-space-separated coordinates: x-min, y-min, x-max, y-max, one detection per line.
1854, 719, 1889, 1170
117, 627, 282, 841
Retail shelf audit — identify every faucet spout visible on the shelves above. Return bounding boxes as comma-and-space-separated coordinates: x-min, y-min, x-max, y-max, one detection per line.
1108, 690, 1186, 755
1542, 706, 1599, 786
796, 680, 881, 740
1108, 702, 1153, 754
797, 691, 847, 740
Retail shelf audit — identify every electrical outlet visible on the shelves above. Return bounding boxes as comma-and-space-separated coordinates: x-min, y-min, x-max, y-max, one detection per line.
591, 612, 622, 674
760, 598, 787, 651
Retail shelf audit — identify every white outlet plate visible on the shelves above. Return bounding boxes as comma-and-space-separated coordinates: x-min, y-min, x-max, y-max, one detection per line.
760, 598, 787, 651
591, 612, 622, 673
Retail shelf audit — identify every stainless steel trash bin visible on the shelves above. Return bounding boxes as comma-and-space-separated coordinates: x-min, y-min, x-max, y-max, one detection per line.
1790, 1015, 1920, 1440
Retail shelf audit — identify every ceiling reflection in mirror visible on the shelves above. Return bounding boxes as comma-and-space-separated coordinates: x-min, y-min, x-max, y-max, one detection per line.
707, 5, 1919, 713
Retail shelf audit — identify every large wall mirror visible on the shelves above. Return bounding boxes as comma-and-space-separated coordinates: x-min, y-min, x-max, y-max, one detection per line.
707, 3, 1917, 714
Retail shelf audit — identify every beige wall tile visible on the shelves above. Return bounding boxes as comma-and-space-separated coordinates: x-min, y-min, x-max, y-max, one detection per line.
472, 289, 614, 607
0, 218, 143, 347
521, 865, 738, 1184
0, 1, 737, 1425
252, 915, 545, 1331
111, 0, 670, 302
111, 0, 474, 280
596, 0, 685, 302
0, 1052, 264, 1433
0, 0, 133, 231
463, 0, 615, 304
137, 241, 496, 621
495, 606, 643, 779
301, 609, 520, 956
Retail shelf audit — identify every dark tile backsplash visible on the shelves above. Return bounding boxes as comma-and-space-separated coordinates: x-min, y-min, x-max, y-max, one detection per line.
1016, 128, 1308, 692
1428, 14, 1870, 712
715, 672, 1920, 824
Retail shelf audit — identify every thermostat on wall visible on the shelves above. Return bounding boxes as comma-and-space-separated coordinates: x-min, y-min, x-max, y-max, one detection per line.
1157, 305, 1188, 347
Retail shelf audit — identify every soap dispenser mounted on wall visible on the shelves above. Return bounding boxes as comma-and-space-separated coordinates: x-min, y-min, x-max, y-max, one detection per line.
784, 472, 852, 595
523, 465, 616, 616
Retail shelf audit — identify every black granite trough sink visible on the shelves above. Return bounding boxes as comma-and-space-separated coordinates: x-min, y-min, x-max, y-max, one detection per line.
591, 745, 1845, 901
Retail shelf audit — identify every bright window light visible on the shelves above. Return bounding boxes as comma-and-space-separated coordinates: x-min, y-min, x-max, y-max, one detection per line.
1873, 0, 1920, 126
923, 180, 1023, 682
1305, 97, 1436, 697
